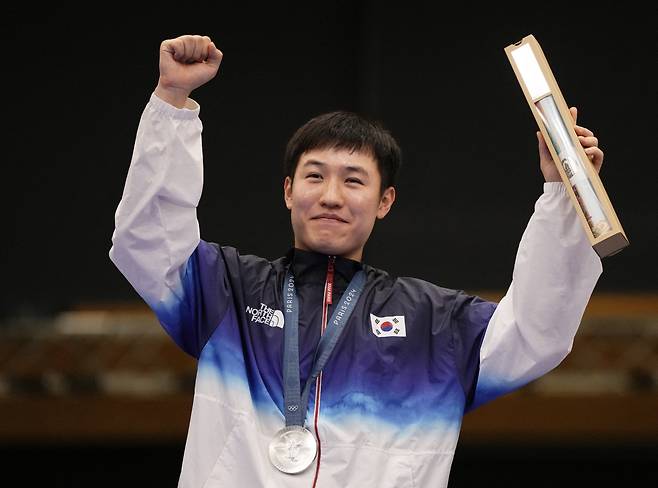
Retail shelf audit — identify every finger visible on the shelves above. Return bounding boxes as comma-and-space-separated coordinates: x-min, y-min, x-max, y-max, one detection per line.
171, 37, 188, 61
569, 106, 578, 125
188, 36, 201, 61
160, 39, 174, 55
574, 125, 594, 137
192, 35, 208, 62
180, 36, 196, 61
578, 135, 599, 148
206, 42, 224, 68
200, 36, 212, 61
584, 146, 604, 167
162, 38, 183, 60
537, 131, 552, 159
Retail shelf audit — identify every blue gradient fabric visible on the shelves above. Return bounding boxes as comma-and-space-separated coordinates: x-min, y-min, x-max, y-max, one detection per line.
158, 244, 497, 486
109, 94, 603, 487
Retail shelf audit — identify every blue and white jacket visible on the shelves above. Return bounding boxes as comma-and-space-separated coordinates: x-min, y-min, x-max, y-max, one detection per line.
109, 94, 602, 488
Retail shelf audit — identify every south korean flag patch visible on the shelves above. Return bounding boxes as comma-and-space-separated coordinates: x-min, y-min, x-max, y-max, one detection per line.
370, 314, 406, 338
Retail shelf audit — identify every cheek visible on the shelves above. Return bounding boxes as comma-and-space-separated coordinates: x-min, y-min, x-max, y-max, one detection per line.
296, 187, 317, 207
351, 194, 381, 217
289, 186, 316, 218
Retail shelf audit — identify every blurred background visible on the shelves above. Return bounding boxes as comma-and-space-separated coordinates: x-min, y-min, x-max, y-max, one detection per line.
3, 3, 657, 486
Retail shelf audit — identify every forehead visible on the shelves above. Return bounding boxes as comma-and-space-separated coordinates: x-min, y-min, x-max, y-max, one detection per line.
297, 147, 379, 175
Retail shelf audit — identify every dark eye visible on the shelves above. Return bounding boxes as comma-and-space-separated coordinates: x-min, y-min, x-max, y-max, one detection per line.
306, 173, 322, 180
346, 177, 363, 185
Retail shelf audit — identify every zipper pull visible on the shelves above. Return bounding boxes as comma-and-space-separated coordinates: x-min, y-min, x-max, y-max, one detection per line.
326, 256, 335, 305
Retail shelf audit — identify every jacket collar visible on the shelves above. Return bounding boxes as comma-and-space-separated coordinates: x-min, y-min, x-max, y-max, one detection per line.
285, 248, 363, 287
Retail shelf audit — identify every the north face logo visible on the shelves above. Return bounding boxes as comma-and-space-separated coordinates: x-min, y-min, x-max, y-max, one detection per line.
246, 303, 284, 328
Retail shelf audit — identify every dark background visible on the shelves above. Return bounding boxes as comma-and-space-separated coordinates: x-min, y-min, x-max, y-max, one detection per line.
4, 3, 656, 319
3, 3, 657, 487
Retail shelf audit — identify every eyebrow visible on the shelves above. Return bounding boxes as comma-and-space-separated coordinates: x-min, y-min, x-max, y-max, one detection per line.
302, 159, 369, 176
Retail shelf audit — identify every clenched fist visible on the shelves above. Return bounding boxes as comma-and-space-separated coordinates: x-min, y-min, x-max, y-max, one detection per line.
154, 35, 223, 108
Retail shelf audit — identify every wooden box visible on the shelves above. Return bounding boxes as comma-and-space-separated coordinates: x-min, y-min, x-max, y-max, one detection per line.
505, 35, 629, 257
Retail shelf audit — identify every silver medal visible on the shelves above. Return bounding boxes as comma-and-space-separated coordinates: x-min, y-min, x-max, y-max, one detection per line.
269, 425, 318, 474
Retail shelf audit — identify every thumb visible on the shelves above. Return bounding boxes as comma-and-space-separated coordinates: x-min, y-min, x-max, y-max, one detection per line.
206, 42, 223, 69
537, 131, 551, 157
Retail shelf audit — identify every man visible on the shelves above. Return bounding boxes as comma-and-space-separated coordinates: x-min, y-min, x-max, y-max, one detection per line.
110, 35, 604, 487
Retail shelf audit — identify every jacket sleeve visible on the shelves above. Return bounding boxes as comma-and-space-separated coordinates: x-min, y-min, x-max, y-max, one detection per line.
109, 94, 231, 357
469, 182, 603, 410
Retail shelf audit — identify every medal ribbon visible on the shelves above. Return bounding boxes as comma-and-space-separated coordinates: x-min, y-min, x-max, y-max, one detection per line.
282, 267, 366, 427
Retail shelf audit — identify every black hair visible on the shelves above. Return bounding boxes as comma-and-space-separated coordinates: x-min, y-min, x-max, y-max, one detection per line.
283, 111, 402, 193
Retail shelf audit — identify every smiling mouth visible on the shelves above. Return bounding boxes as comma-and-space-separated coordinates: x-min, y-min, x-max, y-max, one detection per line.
312, 214, 348, 223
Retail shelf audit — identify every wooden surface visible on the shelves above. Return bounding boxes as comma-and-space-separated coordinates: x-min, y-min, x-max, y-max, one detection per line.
1, 293, 656, 445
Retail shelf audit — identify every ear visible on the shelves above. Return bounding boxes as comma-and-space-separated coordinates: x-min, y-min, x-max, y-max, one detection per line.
376, 186, 396, 219
284, 176, 293, 210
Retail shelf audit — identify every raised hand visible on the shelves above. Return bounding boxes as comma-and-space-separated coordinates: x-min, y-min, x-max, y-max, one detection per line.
537, 107, 604, 182
154, 35, 223, 108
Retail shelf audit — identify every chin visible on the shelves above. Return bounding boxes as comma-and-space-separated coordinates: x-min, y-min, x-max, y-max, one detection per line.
300, 236, 345, 257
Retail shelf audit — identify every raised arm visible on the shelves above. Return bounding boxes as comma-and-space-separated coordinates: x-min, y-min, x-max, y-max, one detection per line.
109, 36, 224, 354
470, 107, 604, 408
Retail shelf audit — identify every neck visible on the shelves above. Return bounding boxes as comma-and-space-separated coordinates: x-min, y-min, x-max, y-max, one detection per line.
293, 241, 363, 262
288, 247, 363, 287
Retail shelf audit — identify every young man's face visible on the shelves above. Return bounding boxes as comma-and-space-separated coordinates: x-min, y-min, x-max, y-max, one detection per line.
284, 147, 396, 261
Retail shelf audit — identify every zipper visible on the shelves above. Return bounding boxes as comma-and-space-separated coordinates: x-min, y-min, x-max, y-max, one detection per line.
311, 255, 335, 487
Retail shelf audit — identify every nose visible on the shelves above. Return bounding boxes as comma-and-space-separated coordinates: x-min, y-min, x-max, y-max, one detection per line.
319, 178, 344, 208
